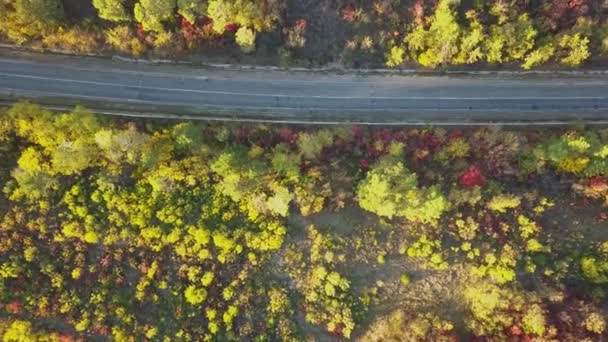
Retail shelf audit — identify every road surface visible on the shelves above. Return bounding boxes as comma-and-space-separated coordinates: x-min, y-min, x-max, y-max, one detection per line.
1, 49, 608, 123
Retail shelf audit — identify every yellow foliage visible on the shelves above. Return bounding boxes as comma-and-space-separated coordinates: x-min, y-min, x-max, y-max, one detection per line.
557, 156, 589, 174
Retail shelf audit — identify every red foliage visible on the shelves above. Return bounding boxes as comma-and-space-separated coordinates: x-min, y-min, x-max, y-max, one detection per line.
589, 176, 608, 192
234, 127, 250, 144
419, 132, 441, 151
373, 128, 394, 143
351, 125, 364, 142
359, 159, 369, 169
330, 323, 344, 337
295, 19, 307, 30
410, 0, 426, 26
509, 324, 523, 336
278, 127, 298, 145
59, 334, 76, 342
225, 23, 239, 33
181, 17, 197, 42
136, 24, 146, 40
459, 164, 486, 188
6, 300, 21, 314
448, 128, 463, 139
342, 5, 356, 22
95, 326, 110, 337
543, 0, 589, 30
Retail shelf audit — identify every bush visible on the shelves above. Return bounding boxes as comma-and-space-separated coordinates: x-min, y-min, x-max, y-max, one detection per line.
559, 33, 591, 66
235, 27, 256, 53
357, 156, 449, 223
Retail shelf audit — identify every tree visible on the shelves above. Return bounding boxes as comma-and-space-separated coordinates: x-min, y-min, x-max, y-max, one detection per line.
266, 184, 293, 217
177, 0, 205, 24
14, 0, 64, 27
522, 42, 556, 69
405, 0, 462, 67
92, 0, 131, 22
559, 33, 590, 66
356, 156, 449, 223
210, 146, 265, 202
385, 45, 405, 68
485, 14, 537, 63
0, 0, 64, 43
235, 27, 256, 52
297, 130, 333, 160
134, 0, 177, 32
206, 0, 276, 34
454, 11, 485, 65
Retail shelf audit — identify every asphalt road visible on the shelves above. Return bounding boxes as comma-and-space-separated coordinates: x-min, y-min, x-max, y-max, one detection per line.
2, 49, 608, 123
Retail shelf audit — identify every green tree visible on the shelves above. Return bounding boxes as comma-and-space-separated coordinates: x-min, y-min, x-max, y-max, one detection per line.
206, 0, 276, 34
210, 146, 265, 202
385, 45, 405, 68
559, 33, 591, 66
177, 0, 205, 24
92, 0, 131, 22
485, 14, 537, 63
235, 26, 256, 52
14, 0, 64, 26
405, 0, 462, 67
0, 0, 64, 43
356, 156, 448, 223
134, 0, 176, 32
454, 11, 485, 65
522, 42, 556, 69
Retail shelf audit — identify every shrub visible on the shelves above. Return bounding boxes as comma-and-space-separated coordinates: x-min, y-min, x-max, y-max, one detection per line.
92, 0, 131, 22
385, 46, 405, 67
487, 194, 521, 213
106, 26, 147, 56
559, 33, 591, 66
405, 0, 462, 67
583, 312, 606, 334
357, 156, 449, 223
580, 255, 608, 284
522, 42, 556, 69
235, 27, 256, 53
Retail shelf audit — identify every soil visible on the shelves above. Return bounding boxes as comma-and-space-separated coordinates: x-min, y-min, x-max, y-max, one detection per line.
272, 190, 608, 340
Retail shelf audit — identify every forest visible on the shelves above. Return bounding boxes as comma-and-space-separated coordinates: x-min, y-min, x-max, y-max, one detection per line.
1, 0, 608, 69
0, 102, 606, 341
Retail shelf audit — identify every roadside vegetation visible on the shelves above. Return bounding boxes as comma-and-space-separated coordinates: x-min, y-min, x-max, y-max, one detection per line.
1, 0, 608, 69
0, 102, 606, 340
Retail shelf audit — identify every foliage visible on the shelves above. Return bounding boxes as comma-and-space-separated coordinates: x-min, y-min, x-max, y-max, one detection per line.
105, 26, 147, 56
357, 156, 448, 223
0, 103, 607, 340
235, 27, 256, 53
485, 14, 537, 63
522, 42, 556, 69
1, 0, 607, 69
284, 226, 356, 338
177, 0, 205, 24
580, 255, 608, 284
134, 0, 177, 32
559, 33, 591, 66
206, 0, 276, 34
360, 310, 455, 342
487, 193, 521, 213
92, 0, 131, 22
385, 45, 405, 68
405, 0, 462, 68
405, 236, 448, 269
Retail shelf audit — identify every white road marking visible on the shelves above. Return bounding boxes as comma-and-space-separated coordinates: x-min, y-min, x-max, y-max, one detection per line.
1, 88, 606, 113
1, 72, 607, 101
3, 101, 606, 126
